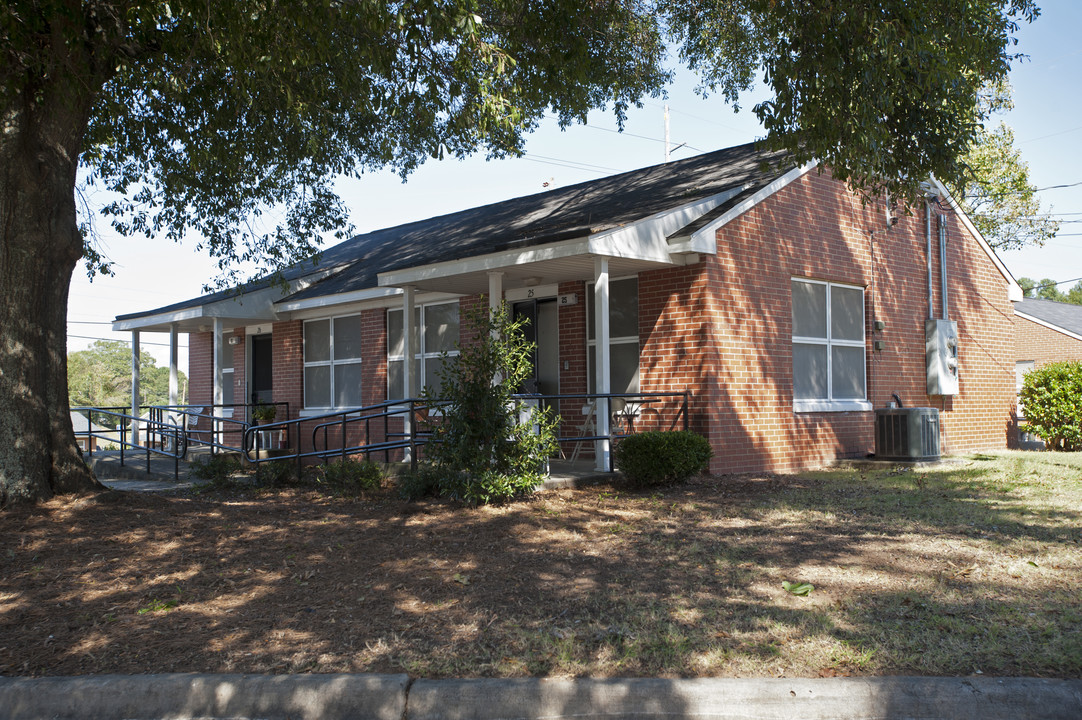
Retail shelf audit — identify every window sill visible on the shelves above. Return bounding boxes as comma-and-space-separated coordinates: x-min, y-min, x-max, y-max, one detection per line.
793, 399, 873, 414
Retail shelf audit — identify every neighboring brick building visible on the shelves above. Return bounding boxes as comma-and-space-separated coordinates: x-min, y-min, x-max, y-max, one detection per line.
114, 144, 1022, 474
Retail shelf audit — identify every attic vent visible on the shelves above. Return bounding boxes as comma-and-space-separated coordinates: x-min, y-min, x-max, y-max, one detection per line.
874, 408, 940, 462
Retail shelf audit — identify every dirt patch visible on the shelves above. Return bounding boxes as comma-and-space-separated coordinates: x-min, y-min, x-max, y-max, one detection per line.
2, 458, 1080, 678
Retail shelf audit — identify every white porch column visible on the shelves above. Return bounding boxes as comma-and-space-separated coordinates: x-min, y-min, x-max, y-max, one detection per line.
402, 286, 417, 461
212, 318, 225, 428
488, 271, 503, 319
168, 323, 179, 408
488, 271, 504, 386
594, 257, 611, 471
130, 330, 141, 447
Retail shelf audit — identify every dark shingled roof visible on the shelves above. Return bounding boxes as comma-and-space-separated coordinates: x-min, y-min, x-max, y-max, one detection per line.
118, 142, 790, 320
1016, 298, 1082, 337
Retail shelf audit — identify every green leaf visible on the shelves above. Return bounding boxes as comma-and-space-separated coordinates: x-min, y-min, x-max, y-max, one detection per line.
782, 580, 814, 596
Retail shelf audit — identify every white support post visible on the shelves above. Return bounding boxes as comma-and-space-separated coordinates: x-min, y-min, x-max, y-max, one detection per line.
212, 318, 224, 446
594, 257, 611, 471
488, 271, 504, 386
131, 330, 141, 447
169, 323, 179, 408
402, 286, 416, 461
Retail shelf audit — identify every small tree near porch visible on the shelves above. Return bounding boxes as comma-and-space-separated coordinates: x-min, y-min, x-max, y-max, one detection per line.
418, 305, 558, 505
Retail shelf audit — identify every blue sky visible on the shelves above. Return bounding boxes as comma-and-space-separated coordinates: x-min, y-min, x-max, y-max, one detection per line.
68, 1, 1082, 368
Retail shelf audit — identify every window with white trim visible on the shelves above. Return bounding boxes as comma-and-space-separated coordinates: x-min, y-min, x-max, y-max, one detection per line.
791, 278, 867, 411
387, 301, 460, 400
303, 315, 363, 409
586, 277, 639, 394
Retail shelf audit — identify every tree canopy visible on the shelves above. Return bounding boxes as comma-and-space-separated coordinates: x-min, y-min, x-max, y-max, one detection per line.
945, 82, 1058, 250
0, 0, 1043, 504
67, 340, 187, 410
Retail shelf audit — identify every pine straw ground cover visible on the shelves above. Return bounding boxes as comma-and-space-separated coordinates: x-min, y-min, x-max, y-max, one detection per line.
1, 451, 1080, 679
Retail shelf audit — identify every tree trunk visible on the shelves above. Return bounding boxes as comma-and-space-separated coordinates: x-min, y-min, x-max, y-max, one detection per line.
0, 37, 106, 505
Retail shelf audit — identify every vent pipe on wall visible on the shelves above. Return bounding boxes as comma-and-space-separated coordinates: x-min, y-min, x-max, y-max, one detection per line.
939, 213, 949, 320
926, 199, 934, 320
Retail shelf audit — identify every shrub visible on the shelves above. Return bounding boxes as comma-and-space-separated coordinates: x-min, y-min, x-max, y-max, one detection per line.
189, 453, 244, 489
255, 459, 298, 488
396, 465, 442, 501
316, 458, 383, 496
1019, 361, 1082, 451
419, 304, 559, 505
613, 431, 713, 487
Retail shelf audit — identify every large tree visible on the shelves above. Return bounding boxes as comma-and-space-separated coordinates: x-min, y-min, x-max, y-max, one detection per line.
0, 0, 1040, 504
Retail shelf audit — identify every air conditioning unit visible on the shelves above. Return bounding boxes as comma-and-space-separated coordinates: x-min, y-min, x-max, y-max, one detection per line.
874, 407, 940, 462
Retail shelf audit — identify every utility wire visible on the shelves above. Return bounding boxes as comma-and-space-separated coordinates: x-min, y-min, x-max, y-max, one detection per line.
68, 334, 187, 349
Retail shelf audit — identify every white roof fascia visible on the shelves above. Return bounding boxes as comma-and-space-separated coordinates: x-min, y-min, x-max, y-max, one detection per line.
276, 286, 403, 313
286, 291, 463, 321
111, 267, 333, 332
585, 188, 748, 262
668, 162, 818, 255
112, 306, 206, 331
927, 176, 1024, 302
379, 236, 590, 287
1015, 311, 1082, 343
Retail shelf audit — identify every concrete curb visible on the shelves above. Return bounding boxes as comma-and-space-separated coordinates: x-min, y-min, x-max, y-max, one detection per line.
0, 673, 409, 720
0, 674, 1079, 720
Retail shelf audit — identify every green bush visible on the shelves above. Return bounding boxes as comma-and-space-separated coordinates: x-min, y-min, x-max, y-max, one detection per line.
189, 453, 244, 489
316, 458, 383, 496
419, 304, 559, 505
1020, 361, 1082, 451
396, 465, 442, 501
613, 431, 713, 487
255, 459, 298, 488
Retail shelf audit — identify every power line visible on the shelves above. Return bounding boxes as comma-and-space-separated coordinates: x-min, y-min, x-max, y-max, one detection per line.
584, 123, 703, 153
68, 334, 188, 349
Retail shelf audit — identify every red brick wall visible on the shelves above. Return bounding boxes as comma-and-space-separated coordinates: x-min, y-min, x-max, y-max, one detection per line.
1014, 314, 1082, 367
188, 332, 212, 408
670, 169, 1016, 473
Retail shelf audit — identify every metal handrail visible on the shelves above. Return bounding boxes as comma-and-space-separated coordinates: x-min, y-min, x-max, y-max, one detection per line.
71, 407, 186, 481
239, 390, 690, 474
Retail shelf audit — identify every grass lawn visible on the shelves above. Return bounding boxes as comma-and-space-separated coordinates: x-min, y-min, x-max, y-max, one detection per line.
1, 450, 1080, 678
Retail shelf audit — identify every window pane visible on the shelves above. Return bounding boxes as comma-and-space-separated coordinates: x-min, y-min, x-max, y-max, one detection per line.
831, 286, 864, 341
424, 303, 459, 353
334, 315, 363, 360
334, 362, 364, 407
305, 365, 331, 408
222, 370, 235, 406
792, 281, 827, 338
831, 346, 866, 399
611, 342, 640, 394
387, 310, 404, 358
793, 343, 828, 400
387, 359, 403, 400
425, 356, 450, 397
305, 320, 331, 362
585, 344, 639, 394
223, 337, 234, 371
610, 278, 639, 338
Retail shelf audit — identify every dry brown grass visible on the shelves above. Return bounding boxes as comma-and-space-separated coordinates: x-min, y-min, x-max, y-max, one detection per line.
1, 450, 1080, 678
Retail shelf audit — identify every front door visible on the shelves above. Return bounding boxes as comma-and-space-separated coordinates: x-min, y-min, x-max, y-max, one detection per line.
512, 299, 559, 397
250, 334, 273, 406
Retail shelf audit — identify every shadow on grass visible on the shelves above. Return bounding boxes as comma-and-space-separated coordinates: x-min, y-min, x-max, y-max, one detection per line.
0, 451, 1079, 690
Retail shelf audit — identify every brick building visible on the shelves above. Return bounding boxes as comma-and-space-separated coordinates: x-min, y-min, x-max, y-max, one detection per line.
114, 144, 1022, 474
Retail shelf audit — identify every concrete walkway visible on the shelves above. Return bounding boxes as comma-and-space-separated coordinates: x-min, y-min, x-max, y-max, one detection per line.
0, 674, 1078, 720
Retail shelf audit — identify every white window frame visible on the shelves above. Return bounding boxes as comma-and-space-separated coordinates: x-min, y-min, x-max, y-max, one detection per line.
586, 275, 640, 395
303, 314, 363, 410
792, 278, 871, 413
387, 300, 460, 401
